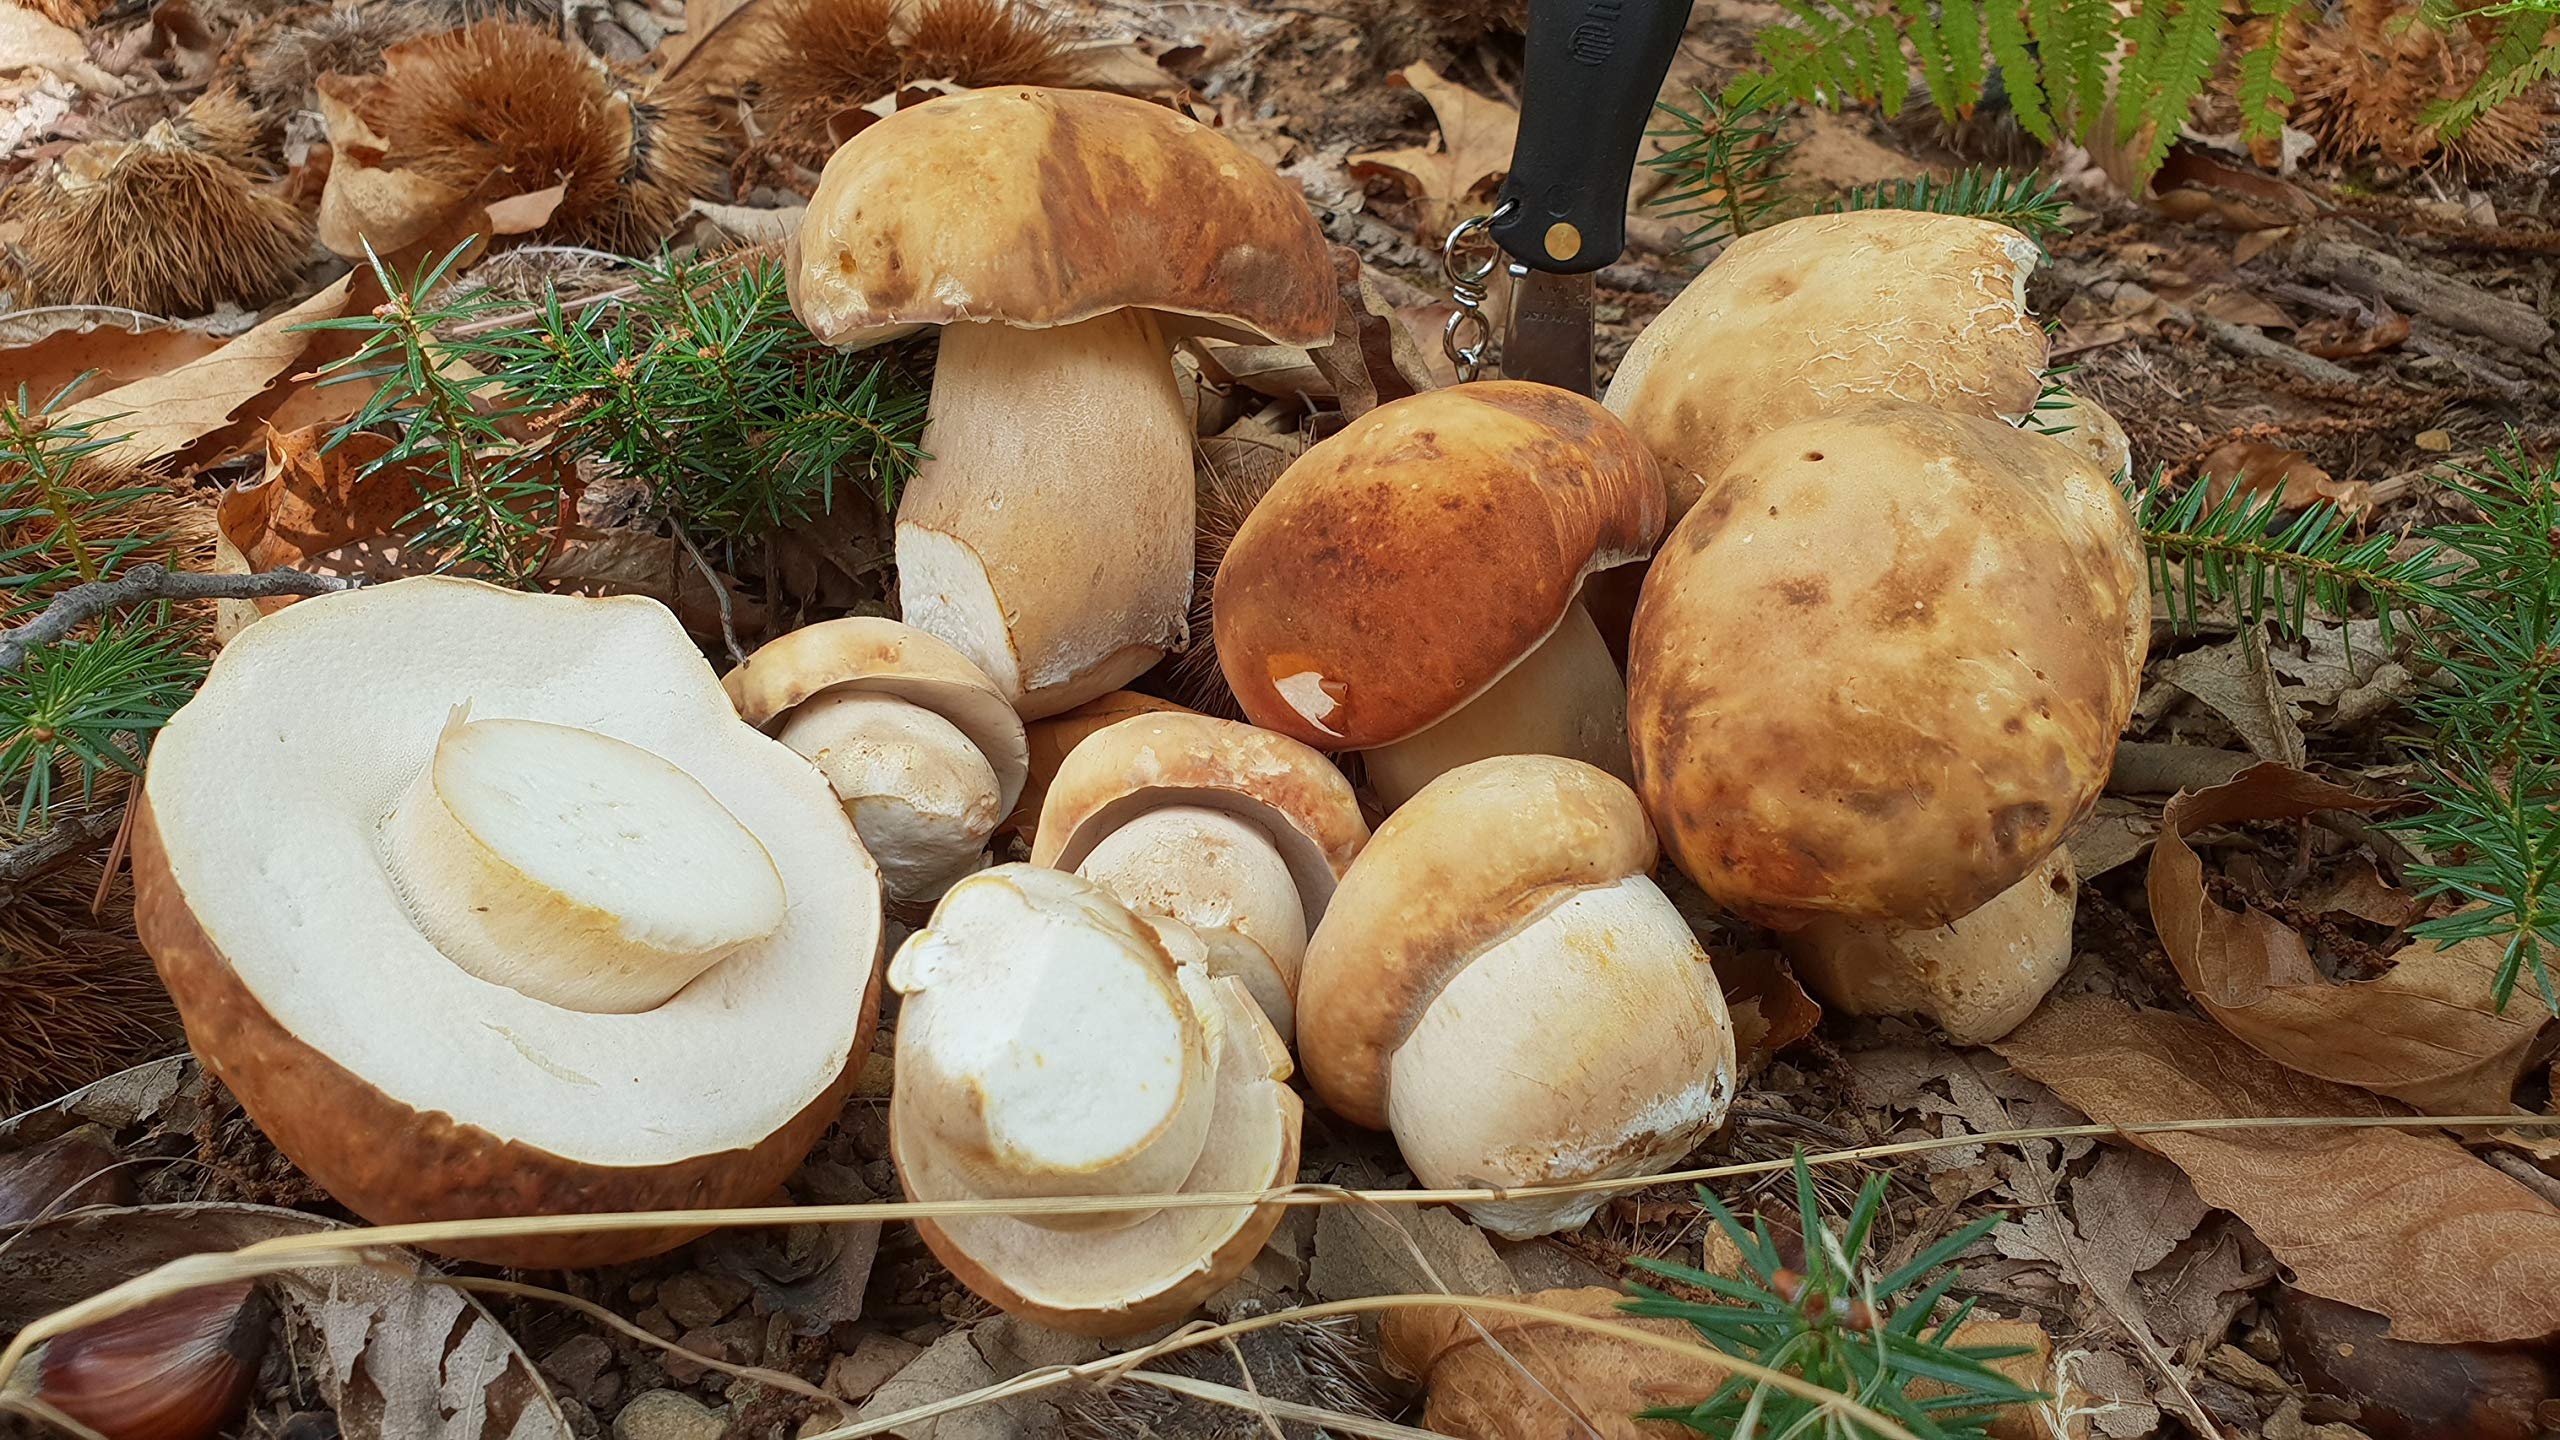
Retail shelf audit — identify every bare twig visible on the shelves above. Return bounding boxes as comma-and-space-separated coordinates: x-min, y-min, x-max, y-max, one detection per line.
0, 809, 130, 906
0, 565, 359, 675
670, 525, 746, 667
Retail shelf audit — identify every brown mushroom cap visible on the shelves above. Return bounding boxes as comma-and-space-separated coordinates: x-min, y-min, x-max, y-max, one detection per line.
1030, 711, 1367, 920
1212, 382, 1665, 751
1628, 405, 2146, 929
135, 578, 883, 1267
1009, 691, 1195, 840
1606, 211, 2047, 518
790, 86, 1336, 349
723, 616, 1030, 817
1295, 755, 1658, 1130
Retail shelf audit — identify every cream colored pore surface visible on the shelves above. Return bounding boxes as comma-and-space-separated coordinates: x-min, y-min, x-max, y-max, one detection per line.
145, 578, 881, 1166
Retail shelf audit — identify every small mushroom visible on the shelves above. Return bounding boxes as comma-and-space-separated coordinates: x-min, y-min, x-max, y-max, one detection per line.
725, 617, 1029, 907
134, 577, 883, 1266
1006, 689, 1195, 839
889, 864, 1301, 1335
1213, 382, 1665, 808
1780, 846, 2079, 1044
1606, 210, 2048, 521
1029, 711, 1369, 1044
792, 86, 1336, 718
1627, 405, 2145, 930
1296, 756, 1736, 1238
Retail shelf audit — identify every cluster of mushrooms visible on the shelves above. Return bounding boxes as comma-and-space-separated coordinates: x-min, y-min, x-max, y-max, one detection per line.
130, 86, 2145, 1335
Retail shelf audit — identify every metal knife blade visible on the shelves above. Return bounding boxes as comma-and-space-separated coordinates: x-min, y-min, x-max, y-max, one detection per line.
1501, 263, 1597, 396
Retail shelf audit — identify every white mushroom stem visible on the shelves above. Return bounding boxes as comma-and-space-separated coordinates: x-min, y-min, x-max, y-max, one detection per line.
1363, 602, 1634, 811
1386, 873, 1736, 1239
380, 713, 785, 1014
775, 690, 1002, 904
1074, 805, 1308, 1045
897, 309, 1194, 721
1780, 846, 2078, 1045
889, 870, 1214, 1233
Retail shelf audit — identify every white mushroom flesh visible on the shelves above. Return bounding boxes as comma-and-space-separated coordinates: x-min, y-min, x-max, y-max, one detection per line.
381, 713, 784, 1014
1385, 873, 1737, 1238
1363, 602, 1634, 811
776, 689, 1002, 902
889, 866, 1213, 1231
1074, 804, 1308, 1044
897, 310, 1194, 720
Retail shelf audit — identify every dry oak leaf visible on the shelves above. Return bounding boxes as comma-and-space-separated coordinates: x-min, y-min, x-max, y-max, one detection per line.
1995, 996, 2560, 1344
56, 275, 353, 467
2148, 762, 2548, 1115
1349, 62, 1517, 236
222, 425, 427, 573
2198, 440, 2371, 516
0, 2, 124, 93
0, 312, 224, 405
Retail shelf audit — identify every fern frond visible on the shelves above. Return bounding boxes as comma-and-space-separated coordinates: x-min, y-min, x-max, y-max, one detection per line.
1899, 0, 1959, 117
1824, 167, 2070, 237
2046, 0, 2124, 130
2121, 0, 2229, 172
1985, 0, 2058, 137
2423, 7, 2559, 139
2235, 0, 2311, 140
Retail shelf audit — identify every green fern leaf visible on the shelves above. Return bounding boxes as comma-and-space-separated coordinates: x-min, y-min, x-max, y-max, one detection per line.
2129, 0, 2229, 170
1898, 0, 1959, 118
1986, 0, 2058, 138
1943, 0, 1990, 111
2425, 9, 2558, 139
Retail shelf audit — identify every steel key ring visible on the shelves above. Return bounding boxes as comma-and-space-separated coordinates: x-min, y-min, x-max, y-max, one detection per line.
1440, 205, 1511, 382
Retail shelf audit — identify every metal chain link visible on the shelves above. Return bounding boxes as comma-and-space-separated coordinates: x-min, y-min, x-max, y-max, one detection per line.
1440, 212, 1502, 382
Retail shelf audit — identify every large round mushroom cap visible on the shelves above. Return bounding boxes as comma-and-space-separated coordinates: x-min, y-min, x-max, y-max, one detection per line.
1296, 756, 1734, 1236
1212, 382, 1665, 750
890, 866, 1302, 1335
790, 86, 1337, 349
1628, 405, 2146, 929
134, 577, 884, 1267
1606, 210, 2047, 517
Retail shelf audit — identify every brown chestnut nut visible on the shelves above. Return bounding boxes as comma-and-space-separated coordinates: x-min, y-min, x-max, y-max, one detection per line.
9, 1280, 270, 1440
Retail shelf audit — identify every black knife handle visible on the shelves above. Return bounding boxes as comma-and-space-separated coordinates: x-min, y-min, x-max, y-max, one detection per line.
1490, 0, 1696, 274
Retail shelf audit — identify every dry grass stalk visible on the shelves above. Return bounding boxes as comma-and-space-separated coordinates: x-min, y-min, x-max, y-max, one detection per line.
14, 89, 308, 318
2283, 0, 2557, 173
366, 20, 725, 253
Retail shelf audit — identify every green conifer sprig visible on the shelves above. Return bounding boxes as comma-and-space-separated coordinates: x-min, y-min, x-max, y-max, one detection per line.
1824, 168, 2070, 238
2133, 446, 2560, 1011
0, 609, 203, 831
0, 385, 167, 609
1647, 76, 1799, 252
1624, 1153, 2042, 1438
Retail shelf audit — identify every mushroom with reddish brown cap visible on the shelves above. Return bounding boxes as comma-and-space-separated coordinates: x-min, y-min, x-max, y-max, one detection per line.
1295, 755, 1735, 1238
1029, 711, 1368, 1045
889, 864, 1301, 1335
725, 617, 1028, 907
1212, 382, 1665, 808
791, 85, 1337, 719
1606, 210, 2048, 521
132, 577, 883, 1267
1627, 405, 2145, 935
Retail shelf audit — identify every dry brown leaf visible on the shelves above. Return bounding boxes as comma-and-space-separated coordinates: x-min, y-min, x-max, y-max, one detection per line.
0, 1203, 569, 1440
539, 527, 770, 646
2198, 290, 2295, 330
0, 3, 125, 92
2154, 630, 2307, 766
1348, 62, 1517, 238
2198, 441, 2372, 515
2296, 304, 2410, 359
221, 425, 426, 575
1995, 996, 2560, 1344
1305, 246, 1436, 421
690, 198, 804, 244
1717, 946, 1822, 1078
2147, 762, 2547, 1114
653, 0, 773, 84
56, 275, 354, 467
0, 312, 225, 405
2233, 226, 2293, 266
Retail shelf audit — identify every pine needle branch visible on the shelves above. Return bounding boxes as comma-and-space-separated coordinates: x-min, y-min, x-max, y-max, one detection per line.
1825, 167, 2070, 238
1646, 76, 1799, 252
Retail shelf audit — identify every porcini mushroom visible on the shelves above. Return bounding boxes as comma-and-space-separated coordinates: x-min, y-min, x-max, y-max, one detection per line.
791, 86, 1336, 718
1295, 755, 1736, 1238
1606, 210, 2048, 520
1780, 846, 2079, 1044
2036, 388, 2133, 482
1029, 711, 1368, 1044
132, 577, 883, 1267
1627, 405, 2145, 930
725, 617, 1028, 906
1212, 382, 1665, 808
890, 864, 1301, 1335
